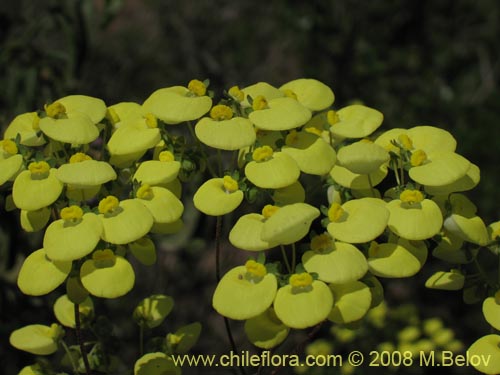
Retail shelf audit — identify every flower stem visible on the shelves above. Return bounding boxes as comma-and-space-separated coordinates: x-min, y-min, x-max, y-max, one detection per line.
61, 339, 79, 374
74, 303, 92, 375
280, 245, 292, 274
291, 243, 297, 273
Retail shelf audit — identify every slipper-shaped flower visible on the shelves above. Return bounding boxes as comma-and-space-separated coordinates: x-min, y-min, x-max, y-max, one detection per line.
386, 190, 442, 240
327, 198, 389, 243
39, 101, 100, 144
195, 105, 256, 150
281, 130, 336, 175
142, 82, 212, 124
302, 234, 368, 284
274, 273, 333, 329
425, 163, 480, 196
134, 352, 180, 375
241, 82, 284, 107
328, 281, 372, 324
56, 153, 117, 188
53, 294, 94, 328
106, 102, 143, 127
443, 194, 488, 246
244, 307, 289, 349
245, 146, 300, 189
98, 196, 154, 244
133, 151, 181, 185
0, 140, 23, 186
4, 112, 45, 146
409, 152, 471, 187
229, 212, 278, 251
133, 294, 174, 329
80, 249, 135, 298
406, 126, 457, 154
193, 176, 243, 216
212, 260, 277, 320
107, 117, 161, 159
261, 203, 320, 245
55, 95, 107, 124
329, 164, 388, 190
367, 239, 427, 278
44, 205, 102, 261
9, 323, 64, 355
425, 269, 464, 290
136, 184, 184, 223
129, 237, 157, 266
279, 78, 334, 111
249, 97, 311, 131
482, 291, 500, 331
17, 249, 72, 296
336, 140, 389, 175
20, 207, 51, 232
329, 105, 383, 139
468, 335, 500, 375
13, 161, 63, 211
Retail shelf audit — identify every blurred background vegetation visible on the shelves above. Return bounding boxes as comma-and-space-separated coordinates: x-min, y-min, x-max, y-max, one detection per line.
1, 0, 500, 374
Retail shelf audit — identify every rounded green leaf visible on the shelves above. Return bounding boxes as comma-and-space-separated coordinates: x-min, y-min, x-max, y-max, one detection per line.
244, 308, 289, 349
274, 280, 333, 329
17, 249, 71, 296
133, 294, 174, 328
195, 117, 256, 150
13, 169, 63, 211
212, 266, 277, 320
328, 281, 372, 324
44, 213, 102, 261
303, 242, 368, 284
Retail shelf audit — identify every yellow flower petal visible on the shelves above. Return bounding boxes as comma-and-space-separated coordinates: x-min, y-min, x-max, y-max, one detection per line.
241, 82, 284, 106
425, 163, 480, 195
409, 152, 470, 187
20, 207, 51, 232
212, 265, 277, 320
56, 95, 106, 123
54, 294, 94, 328
279, 78, 334, 111
336, 141, 389, 175
133, 294, 174, 329
129, 237, 157, 265
107, 118, 161, 156
249, 97, 311, 131
483, 293, 500, 331
468, 335, 500, 375
107, 102, 143, 126
4, 112, 46, 146
229, 213, 278, 251
133, 160, 181, 186
272, 181, 306, 205
0, 153, 23, 186
39, 113, 99, 144
329, 164, 388, 190
330, 105, 383, 138
244, 308, 289, 349
195, 117, 256, 150
193, 177, 244, 216
425, 270, 464, 290
56, 160, 116, 188
328, 281, 372, 324
137, 186, 184, 223
10, 324, 63, 355
13, 169, 63, 210
245, 152, 300, 189
406, 126, 457, 154
17, 249, 71, 296
142, 86, 212, 124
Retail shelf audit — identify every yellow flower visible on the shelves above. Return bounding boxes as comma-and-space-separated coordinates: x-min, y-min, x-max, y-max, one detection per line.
336, 141, 389, 175
193, 177, 243, 216
4, 112, 46, 146
329, 281, 372, 324
195, 115, 256, 150
10, 323, 64, 355
244, 308, 289, 349
279, 78, 335, 111
0, 140, 24, 186
249, 97, 311, 131
229, 213, 279, 251
228, 85, 244, 101
329, 105, 383, 139
245, 150, 300, 189
210, 104, 233, 120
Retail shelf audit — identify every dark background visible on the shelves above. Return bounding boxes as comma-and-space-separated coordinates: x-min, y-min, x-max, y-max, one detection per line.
1, 1, 499, 374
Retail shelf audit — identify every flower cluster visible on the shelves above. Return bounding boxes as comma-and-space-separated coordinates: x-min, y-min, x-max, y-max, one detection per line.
2, 78, 499, 374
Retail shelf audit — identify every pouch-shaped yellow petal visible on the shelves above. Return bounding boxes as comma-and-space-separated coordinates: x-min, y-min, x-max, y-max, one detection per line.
303, 242, 368, 284
107, 118, 161, 155
142, 86, 212, 124
244, 308, 289, 349
406, 126, 457, 154
274, 280, 333, 329
39, 113, 99, 144
109, 150, 148, 168
129, 237, 157, 265
4, 112, 46, 146
425, 163, 480, 195
57, 95, 106, 123
107, 102, 143, 126
17, 249, 72, 296
193, 178, 243, 216
10, 324, 63, 355
409, 152, 470, 187
245, 152, 300, 189
468, 335, 500, 375
44, 213, 102, 261
229, 213, 278, 251
99, 199, 154, 244
483, 293, 500, 331
0, 153, 23, 185
134, 352, 180, 375
80, 252, 135, 298
137, 186, 184, 223
241, 82, 284, 106
20, 207, 51, 232
133, 294, 174, 329
279, 78, 334, 111
281, 132, 336, 175
444, 194, 489, 245
328, 281, 372, 324
272, 181, 306, 205
261, 203, 320, 245
195, 117, 256, 150
336, 141, 389, 175
331, 105, 383, 138
425, 270, 464, 290
327, 198, 389, 243
133, 160, 181, 186
329, 164, 388, 189
56, 160, 117, 188
367, 239, 427, 278
54, 294, 94, 328
13, 169, 63, 211
374, 128, 407, 153
386, 198, 442, 240
212, 265, 277, 320
249, 97, 311, 131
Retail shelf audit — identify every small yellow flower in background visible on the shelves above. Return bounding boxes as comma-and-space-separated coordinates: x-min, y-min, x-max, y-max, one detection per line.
144, 112, 158, 128
44, 101, 66, 118
133, 294, 174, 329
252, 145, 274, 162
262, 204, 279, 219
252, 95, 269, 111
410, 149, 428, 166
